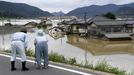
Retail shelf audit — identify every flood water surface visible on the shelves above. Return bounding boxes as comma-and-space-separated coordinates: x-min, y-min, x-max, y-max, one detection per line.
0, 20, 134, 73
0, 29, 134, 73
67, 34, 134, 55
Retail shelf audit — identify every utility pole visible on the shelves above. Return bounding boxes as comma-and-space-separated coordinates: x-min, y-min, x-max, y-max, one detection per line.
84, 12, 87, 37
2, 12, 5, 49
84, 12, 87, 65
59, 14, 63, 46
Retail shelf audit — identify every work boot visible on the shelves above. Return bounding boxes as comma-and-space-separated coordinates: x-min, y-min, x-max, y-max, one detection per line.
11, 61, 17, 71
37, 64, 42, 69
43, 63, 49, 69
21, 61, 29, 71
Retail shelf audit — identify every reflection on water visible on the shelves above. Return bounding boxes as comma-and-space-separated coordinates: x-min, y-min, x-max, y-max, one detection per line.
67, 34, 134, 55
48, 32, 134, 73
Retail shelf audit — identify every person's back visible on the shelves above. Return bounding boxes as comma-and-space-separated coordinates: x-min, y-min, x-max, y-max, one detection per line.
34, 30, 49, 69
35, 29, 48, 44
35, 36, 47, 44
12, 32, 26, 41
12, 32, 28, 49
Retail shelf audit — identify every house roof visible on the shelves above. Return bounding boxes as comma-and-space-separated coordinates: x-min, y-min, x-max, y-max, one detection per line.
93, 20, 126, 26
67, 19, 85, 25
104, 33, 131, 39
66, 16, 112, 25
64, 15, 134, 26
87, 15, 112, 23
25, 21, 38, 26
125, 20, 134, 25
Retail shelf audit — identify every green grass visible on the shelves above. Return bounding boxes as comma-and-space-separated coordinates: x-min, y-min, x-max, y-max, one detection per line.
25, 48, 35, 57
2, 48, 11, 53
49, 51, 66, 63
83, 61, 94, 69
49, 51, 76, 65
1, 49, 133, 75
127, 71, 134, 75
94, 60, 126, 75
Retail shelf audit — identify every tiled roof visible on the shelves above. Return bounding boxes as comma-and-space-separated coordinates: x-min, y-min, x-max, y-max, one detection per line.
104, 33, 131, 38
93, 20, 125, 26
87, 16, 112, 23
125, 20, 134, 24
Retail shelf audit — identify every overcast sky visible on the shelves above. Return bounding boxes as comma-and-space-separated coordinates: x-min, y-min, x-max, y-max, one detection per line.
1, 0, 134, 13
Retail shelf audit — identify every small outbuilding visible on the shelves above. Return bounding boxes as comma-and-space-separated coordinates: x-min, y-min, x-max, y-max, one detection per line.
104, 33, 131, 41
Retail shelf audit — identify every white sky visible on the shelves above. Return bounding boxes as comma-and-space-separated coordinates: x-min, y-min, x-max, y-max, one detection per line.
1, 0, 134, 13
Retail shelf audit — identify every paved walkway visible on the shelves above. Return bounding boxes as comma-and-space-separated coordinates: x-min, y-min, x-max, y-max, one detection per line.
0, 54, 102, 75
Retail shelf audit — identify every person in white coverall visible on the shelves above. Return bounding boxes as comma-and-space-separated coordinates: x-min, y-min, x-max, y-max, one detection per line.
10, 28, 29, 71
34, 30, 49, 69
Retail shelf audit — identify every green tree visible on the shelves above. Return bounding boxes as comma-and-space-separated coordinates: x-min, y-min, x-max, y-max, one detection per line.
104, 12, 116, 19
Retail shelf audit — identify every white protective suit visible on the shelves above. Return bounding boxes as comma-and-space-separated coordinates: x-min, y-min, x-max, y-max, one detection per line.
11, 32, 28, 62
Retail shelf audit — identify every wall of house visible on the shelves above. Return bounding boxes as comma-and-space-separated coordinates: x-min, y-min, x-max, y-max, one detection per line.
71, 25, 87, 34
88, 24, 128, 39
72, 25, 79, 33
99, 26, 125, 33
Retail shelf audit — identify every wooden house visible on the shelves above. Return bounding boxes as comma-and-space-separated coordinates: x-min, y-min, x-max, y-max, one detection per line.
64, 18, 86, 34
88, 20, 134, 40
64, 16, 134, 40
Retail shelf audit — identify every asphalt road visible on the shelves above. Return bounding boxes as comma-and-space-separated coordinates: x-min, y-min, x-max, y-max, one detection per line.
0, 54, 102, 75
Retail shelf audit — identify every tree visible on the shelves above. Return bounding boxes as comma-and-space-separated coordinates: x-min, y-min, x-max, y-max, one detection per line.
103, 12, 116, 19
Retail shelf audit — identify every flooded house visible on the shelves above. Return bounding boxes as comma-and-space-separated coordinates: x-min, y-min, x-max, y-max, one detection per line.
125, 20, 134, 33
64, 16, 112, 34
87, 20, 131, 40
24, 21, 38, 27
63, 18, 85, 34
45, 19, 52, 26
64, 16, 134, 40
88, 18, 134, 40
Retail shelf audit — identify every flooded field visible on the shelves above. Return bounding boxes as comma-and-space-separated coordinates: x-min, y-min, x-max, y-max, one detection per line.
0, 19, 41, 26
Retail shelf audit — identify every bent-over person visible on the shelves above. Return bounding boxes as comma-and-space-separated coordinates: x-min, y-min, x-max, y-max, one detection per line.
10, 28, 29, 71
